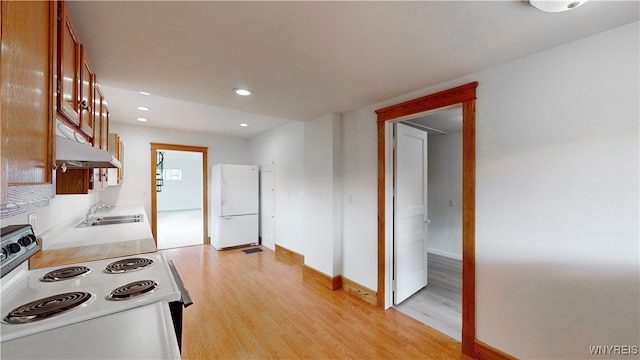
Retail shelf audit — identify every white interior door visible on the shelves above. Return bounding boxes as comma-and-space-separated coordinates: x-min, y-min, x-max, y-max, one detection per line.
261, 164, 275, 250
394, 123, 429, 305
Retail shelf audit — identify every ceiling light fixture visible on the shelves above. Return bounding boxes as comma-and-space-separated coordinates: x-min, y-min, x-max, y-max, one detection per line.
139, 91, 150, 96
233, 88, 251, 96
137, 106, 149, 111
240, 123, 248, 127
529, 0, 587, 12
137, 118, 148, 122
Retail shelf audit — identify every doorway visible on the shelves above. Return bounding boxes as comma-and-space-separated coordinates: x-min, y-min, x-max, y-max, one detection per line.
261, 163, 276, 250
375, 82, 477, 357
150, 143, 209, 248
393, 106, 463, 341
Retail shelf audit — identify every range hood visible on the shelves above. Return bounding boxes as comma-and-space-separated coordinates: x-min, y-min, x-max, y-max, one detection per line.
56, 136, 121, 169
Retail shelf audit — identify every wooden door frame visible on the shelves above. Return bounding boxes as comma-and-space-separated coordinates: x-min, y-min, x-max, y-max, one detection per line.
375, 81, 477, 357
150, 143, 209, 246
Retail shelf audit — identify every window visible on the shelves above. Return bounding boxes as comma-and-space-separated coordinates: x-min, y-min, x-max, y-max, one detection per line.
163, 169, 182, 180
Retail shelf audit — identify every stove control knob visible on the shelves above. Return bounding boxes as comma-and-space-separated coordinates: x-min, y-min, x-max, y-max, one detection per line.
1, 248, 7, 261
18, 235, 34, 247
7, 243, 21, 254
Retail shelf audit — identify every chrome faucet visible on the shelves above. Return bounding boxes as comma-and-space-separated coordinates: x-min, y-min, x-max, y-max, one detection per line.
85, 203, 110, 224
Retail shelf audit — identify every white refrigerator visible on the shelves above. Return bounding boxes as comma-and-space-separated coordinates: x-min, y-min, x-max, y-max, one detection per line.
210, 164, 259, 250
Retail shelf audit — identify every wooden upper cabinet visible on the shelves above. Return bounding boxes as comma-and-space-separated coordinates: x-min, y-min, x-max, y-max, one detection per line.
57, 0, 80, 127
79, 46, 94, 137
108, 133, 124, 186
1, 0, 56, 218
93, 80, 104, 149
92, 82, 107, 191
54, 0, 116, 195
102, 104, 110, 151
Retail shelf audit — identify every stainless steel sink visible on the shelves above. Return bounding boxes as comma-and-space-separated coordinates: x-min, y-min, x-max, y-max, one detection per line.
96, 214, 143, 222
76, 214, 143, 227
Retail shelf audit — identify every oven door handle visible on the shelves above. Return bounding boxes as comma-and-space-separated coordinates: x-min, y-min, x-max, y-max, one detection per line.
167, 260, 193, 308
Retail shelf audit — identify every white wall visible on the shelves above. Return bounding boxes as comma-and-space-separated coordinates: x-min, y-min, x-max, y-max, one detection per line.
1, 194, 99, 240
249, 121, 305, 254
427, 132, 462, 259
101, 122, 252, 229
341, 105, 379, 290
303, 114, 343, 277
157, 152, 202, 211
339, 21, 639, 358
472, 22, 639, 358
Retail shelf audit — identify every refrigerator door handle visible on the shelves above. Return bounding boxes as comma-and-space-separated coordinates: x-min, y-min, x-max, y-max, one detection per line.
221, 179, 225, 205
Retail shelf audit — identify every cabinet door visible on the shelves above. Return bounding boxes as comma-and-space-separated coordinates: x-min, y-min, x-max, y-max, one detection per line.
101, 97, 110, 151
1, 0, 56, 218
57, 0, 80, 126
107, 133, 124, 186
92, 82, 105, 190
101, 103, 111, 186
79, 46, 94, 137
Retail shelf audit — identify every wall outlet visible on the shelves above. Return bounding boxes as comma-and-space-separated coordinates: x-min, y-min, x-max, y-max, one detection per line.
28, 213, 37, 229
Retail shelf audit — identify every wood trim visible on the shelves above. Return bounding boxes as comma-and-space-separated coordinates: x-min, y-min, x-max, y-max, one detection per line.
376, 120, 386, 307
375, 82, 478, 122
275, 244, 304, 265
340, 276, 378, 306
276, 241, 378, 305
462, 98, 477, 356
150, 148, 157, 243
150, 143, 209, 246
303, 265, 341, 290
48, 0, 57, 198
375, 81, 478, 358
475, 340, 518, 360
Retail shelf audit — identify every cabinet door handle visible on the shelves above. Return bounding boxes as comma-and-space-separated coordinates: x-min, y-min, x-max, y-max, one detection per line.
80, 99, 91, 112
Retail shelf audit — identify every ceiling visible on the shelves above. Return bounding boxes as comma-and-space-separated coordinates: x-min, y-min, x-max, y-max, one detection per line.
66, 1, 639, 139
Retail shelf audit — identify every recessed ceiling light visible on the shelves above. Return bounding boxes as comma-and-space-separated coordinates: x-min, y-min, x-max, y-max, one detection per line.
137, 117, 148, 122
139, 91, 151, 96
233, 88, 251, 96
240, 123, 248, 127
137, 106, 149, 111
529, 0, 587, 12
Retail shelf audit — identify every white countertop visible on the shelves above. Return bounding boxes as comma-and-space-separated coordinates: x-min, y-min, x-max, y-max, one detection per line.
42, 205, 153, 250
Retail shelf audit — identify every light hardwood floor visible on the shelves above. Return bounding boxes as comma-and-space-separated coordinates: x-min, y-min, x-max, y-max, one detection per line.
161, 245, 471, 360
394, 253, 463, 341
157, 209, 203, 249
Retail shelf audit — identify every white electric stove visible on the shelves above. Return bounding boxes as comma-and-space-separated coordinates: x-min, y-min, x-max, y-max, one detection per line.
0, 224, 191, 359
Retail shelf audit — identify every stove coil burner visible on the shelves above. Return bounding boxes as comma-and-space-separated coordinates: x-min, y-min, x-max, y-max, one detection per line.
41, 266, 91, 282
106, 280, 158, 301
104, 257, 154, 274
5, 292, 92, 324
